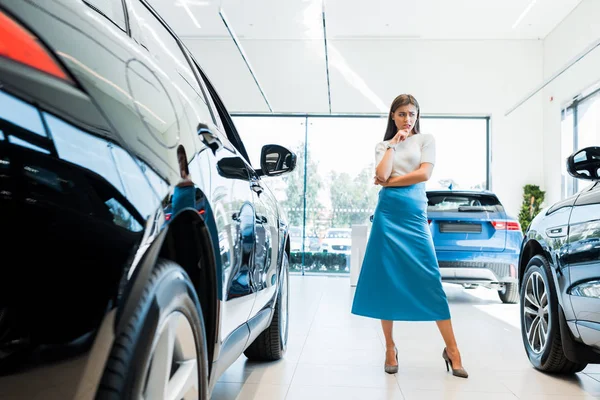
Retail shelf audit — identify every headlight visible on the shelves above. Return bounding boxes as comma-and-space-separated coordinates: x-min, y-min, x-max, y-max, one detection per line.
571, 280, 600, 298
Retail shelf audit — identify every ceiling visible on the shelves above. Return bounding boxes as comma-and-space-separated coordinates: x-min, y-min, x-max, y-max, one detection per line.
148, 0, 584, 113
152, 0, 583, 40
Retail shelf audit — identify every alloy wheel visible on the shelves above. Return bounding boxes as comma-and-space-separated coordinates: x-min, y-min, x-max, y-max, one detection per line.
523, 271, 550, 354
142, 311, 199, 400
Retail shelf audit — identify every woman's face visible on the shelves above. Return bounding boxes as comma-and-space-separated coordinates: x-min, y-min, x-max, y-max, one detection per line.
392, 104, 418, 132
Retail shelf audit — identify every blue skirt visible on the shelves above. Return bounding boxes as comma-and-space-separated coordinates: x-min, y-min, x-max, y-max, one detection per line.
351, 183, 451, 321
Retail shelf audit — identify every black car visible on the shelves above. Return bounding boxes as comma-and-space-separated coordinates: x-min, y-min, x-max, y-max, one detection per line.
518, 146, 600, 373
0, 1, 295, 399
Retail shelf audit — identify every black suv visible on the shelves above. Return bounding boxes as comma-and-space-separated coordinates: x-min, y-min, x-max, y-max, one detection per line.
518, 146, 600, 373
0, 1, 295, 399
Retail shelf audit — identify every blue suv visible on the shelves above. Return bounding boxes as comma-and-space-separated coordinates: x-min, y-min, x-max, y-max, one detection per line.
426, 190, 524, 304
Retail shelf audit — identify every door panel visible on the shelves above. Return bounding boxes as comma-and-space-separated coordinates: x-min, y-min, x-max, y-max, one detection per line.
250, 175, 280, 316
567, 184, 600, 323
567, 184, 600, 267
205, 137, 256, 340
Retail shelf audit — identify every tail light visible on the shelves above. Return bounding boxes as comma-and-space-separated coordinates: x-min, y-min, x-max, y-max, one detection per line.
492, 220, 521, 231
166, 209, 204, 221
0, 10, 73, 83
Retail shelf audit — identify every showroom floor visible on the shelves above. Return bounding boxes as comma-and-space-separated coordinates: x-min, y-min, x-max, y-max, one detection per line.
211, 275, 600, 400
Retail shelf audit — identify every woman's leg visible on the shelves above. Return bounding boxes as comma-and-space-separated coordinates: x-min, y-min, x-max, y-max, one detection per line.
436, 319, 464, 369
382, 320, 397, 366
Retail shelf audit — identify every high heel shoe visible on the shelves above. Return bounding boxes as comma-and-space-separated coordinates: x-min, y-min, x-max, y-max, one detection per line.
384, 346, 398, 374
442, 348, 468, 378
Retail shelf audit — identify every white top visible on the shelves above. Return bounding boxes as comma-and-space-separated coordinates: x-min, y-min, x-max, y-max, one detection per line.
375, 133, 436, 177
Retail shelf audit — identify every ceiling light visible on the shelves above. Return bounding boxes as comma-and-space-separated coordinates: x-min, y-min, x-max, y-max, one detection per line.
176, 0, 206, 29
512, 0, 537, 29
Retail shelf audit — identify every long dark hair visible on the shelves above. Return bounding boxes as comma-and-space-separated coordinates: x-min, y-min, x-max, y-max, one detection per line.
383, 94, 421, 141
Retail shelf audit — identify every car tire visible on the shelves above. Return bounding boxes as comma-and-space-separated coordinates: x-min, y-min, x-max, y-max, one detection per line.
96, 259, 209, 400
244, 253, 289, 361
520, 255, 587, 374
498, 282, 519, 304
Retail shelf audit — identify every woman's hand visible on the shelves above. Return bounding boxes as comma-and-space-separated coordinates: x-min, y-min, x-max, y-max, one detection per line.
374, 176, 388, 186
388, 128, 410, 146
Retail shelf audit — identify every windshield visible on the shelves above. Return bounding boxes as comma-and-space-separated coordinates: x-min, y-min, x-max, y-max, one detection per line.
427, 193, 504, 212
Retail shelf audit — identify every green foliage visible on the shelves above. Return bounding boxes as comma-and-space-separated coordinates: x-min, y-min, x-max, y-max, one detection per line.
518, 184, 545, 232
281, 142, 323, 226
289, 252, 350, 273
329, 164, 379, 228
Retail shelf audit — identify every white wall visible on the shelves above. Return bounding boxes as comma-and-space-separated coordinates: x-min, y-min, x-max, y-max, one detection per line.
541, 0, 600, 206
187, 37, 545, 217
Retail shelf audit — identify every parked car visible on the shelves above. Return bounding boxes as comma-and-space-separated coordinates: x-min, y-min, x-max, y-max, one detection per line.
289, 226, 320, 252
0, 1, 295, 399
426, 190, 523, 303
517, 146, 600, 374
321, 228, 352, 255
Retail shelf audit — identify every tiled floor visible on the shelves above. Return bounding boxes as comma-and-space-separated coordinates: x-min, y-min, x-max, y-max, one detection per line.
211, 275, 600, 400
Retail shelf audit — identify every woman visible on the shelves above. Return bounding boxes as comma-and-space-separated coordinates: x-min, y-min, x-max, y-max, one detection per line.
351, 94, 468, 378
171, 144, 196, 216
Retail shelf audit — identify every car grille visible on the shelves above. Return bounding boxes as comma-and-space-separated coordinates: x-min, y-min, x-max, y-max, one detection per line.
438, 261, 510, 279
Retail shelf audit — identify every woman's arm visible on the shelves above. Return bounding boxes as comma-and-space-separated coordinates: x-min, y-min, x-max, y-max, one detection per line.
375, 147, 395, 182
374, 129, 411, 181
375, 163, 433, 187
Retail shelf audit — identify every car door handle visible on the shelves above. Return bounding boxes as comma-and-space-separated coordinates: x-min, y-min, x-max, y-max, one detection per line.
197, 123, 221, 154
232, 212, 240, 222
255, 214, 267, 224
250, 180, 263, 194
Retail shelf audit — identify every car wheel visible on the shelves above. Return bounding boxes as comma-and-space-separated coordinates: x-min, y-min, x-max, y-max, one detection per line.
244, 253, 289, 361
498, 282, 519, 304
96, 259, 208, 400
520, 255, 587, 374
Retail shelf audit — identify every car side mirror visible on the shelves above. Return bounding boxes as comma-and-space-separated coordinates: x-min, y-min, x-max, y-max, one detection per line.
259, 144, 296, 177
567, 146, 600, 181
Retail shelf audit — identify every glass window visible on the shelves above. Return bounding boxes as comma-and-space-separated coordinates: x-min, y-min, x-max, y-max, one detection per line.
420, 118, 488, 191
561, 87, 600, 196
233, 115, 489, 275
577, 90, 600, 152
561, 108, 575, 198
83, 0, 127, 31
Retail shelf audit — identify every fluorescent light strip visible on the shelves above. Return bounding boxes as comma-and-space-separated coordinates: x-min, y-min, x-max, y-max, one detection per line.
512, 0, 537, 29
181, 0, 201, 29
219, 8, 273, 112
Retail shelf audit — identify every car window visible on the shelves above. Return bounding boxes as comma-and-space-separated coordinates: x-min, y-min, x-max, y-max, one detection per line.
427, 193, 504, 212
83, 0, 127, 31
191, 63, 253, 165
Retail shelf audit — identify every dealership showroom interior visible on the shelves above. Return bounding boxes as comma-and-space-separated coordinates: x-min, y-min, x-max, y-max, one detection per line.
1, 0, 600, 399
